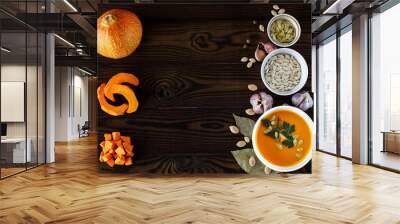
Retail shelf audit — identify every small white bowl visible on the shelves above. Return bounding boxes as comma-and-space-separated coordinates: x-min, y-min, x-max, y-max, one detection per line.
260, 48, 308, 96
267, 14, 301, 48
251, 106, 315, 173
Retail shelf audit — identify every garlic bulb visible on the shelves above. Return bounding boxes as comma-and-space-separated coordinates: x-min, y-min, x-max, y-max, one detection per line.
291, 91, 313, 111
250, 92, 274, 115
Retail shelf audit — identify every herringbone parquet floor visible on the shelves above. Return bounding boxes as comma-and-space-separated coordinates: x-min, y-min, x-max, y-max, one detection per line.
1, 136, 400, 224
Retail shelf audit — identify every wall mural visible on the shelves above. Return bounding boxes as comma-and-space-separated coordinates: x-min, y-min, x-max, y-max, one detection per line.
96, 3, 314, 175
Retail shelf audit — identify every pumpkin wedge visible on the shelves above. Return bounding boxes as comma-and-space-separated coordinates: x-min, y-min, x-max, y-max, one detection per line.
97, 83, 128, 116
106, 84, 138, 113
104, 73, 139, 101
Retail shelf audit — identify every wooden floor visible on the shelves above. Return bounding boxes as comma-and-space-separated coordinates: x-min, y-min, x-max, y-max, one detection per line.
1, 136, 400, 224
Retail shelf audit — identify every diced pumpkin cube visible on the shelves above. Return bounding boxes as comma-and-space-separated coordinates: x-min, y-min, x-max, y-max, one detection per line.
125, 157, 133, 166
114, 139, 122, 147
106, 158, 115, 167
126, 150, 134, 157
99, 141, 105, 148
115, 146, 126, 157
103, 141, 114, 153
102, 153, 113, 162
104, 133, 112, 141
112, 132, 121, 141
123, 141, 133, 152
115, 156, 125, 165
99, 151, 105, 162
121, 136, 131, 145
112, 152, 118, 159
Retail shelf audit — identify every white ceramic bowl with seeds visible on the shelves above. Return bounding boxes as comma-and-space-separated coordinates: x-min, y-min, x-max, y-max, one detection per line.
267, 14, 301, 47
260, 48, 308, 96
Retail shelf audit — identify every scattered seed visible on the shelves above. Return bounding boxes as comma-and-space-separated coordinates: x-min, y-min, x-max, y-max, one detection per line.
246, 39, 251, 44
243, 44, 248, 49
278, 8, 286, 14
264, 166, 272, 175
249, 58, 256, 63
273, 4, 280, 10
241, 57, 249, 63
249, 156, 256, 167
271, 10, 278, 16
295, 153, 301, 158
246, 61, 253, 68
236, 140, 246, 148
229, 125, 239, 134
245, 108, 255, 116
244, 136, 250, 143
247, 84, 258, 91
259, 24, 265, 32
253, 20, 257, 25
297, 147, 303, 152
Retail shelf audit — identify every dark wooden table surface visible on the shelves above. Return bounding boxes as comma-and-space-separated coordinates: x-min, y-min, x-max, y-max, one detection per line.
97, 3, 312, 174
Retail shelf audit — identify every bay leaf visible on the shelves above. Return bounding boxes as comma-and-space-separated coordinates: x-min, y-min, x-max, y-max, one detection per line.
231, 148, 270, 175
232, 114, 255, 138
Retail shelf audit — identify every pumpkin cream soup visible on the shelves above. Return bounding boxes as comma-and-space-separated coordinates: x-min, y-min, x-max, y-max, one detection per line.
254, 109, 312, 167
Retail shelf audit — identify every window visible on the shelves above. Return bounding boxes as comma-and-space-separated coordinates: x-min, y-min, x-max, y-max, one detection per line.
370, 2, 400, 171
317, 36, 337, 154
339, 28, 352, 158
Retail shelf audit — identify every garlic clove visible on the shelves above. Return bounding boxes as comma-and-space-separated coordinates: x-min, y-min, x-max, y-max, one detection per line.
253, 104, 264, 115
292, 91, 313, 111
255, 44, 267, 62
259, 92, 273, 112
250, 93, 261, 107
260, 42, 276, 54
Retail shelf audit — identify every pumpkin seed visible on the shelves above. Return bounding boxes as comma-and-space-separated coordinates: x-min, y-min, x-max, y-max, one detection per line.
241, 57, 249, 63
247, 84, 258, 91
278, 8, 285, 14
236, 140, 247, 148
246, 39, 251, 44
271, 10, 278, 16
273, 5, 280, 10
244, 136, 250, 143
253, 20, 257, 25
245, 108, 255, 116
259, 24, 265, 32
246, 61, 253, 68
295, 153, 301, 158
243, 44, 248, 49
249, 58, 256, 63
229, 125, 240, 134
298, 139, 304, 146
297, 147, 303, 152
248, 156, 256, 167
264, 166, 272, 175
276, 143, 284, 150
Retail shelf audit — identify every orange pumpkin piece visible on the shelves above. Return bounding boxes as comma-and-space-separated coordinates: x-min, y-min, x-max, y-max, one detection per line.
123, 141, 133, 151
126, 150, 134, 158
115, 156, 125, 166
97, 83, 128, 116
115, 146, 126, 157
103, 141, 114, 153
121, 136, 131, 145
105, 84, 138, 114
104, 133, 112, 141
104, 73, 139, 101
106, 158, 115, 167
102, 153, 113, 162
99, 151, 105, 162
97, 9, 143, 59
125, 157, 133, 166
99, 141, 105, 149
112, 132, 121, 141
112, 152, 118, 159
114, 139, 122, 147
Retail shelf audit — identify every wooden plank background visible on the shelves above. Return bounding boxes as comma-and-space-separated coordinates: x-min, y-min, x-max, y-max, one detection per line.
97, 3, 312, 174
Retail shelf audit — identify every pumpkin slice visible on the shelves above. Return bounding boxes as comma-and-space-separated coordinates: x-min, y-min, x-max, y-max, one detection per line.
106, 158, 115, 167
105, 84, 138, 113
104, 133, 112, 141
97, 83, 128, 116
121, 136, 131, 145
112, 131, 121, 141
115, 156, 125, 166
125, 157, 133, 166
104, 73, 139, 101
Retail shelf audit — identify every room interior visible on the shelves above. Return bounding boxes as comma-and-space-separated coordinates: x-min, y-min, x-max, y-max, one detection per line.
0, 0, 400, 223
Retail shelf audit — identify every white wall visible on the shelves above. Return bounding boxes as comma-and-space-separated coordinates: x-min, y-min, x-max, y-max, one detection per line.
54, 66, 89, 141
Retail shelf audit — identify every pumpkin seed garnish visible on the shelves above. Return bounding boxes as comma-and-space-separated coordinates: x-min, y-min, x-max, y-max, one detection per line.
244, 136, 250, 143
273, 5, 280, 10
248, 156, 256, 167
229, 125, 240, 134
271, 10, 278, 16
246, 61, 253, 68
236, 140, 247, 148
241, 57, 249, 63
245, 108, 256, 116
278, 8, 286, 14
249, 58, 256, 63
247, 84, 258, 91
259, 24, 265, 32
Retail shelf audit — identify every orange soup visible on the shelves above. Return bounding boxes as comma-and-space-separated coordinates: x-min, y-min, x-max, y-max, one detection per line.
254, 109, 312, 167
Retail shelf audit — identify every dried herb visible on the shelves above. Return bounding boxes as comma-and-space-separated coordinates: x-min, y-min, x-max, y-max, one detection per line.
231, 148, 270, 175
232, 114, 255, 138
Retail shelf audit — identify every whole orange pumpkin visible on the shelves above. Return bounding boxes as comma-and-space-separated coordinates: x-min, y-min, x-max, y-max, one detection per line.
97, 9, 143, 59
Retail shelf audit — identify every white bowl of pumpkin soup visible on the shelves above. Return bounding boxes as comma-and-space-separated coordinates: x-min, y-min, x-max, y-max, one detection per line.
252, 106, 314, 172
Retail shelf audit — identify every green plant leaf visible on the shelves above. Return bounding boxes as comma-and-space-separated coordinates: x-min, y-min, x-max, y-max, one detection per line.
231, 148, 272, 175
232, 114, 255, 137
